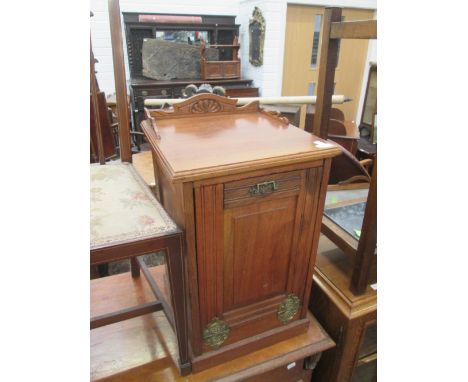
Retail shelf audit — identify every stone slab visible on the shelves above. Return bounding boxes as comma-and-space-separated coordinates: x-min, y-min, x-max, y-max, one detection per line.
142, 39, 219, 80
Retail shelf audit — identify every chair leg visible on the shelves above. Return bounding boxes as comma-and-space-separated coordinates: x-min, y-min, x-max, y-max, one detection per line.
97, 263, 109, 277
130, 256, 140, 278
165, 235, 191, 375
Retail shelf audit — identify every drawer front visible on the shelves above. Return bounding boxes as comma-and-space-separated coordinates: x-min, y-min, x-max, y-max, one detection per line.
171, 86, 184, 98
224, 170, 303, 208
134, 87, 171, 97
222, 61, 241, 78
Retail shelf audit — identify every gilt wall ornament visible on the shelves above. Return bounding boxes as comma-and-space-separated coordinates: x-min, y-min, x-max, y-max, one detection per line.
203, 317, 230, 349
249, 7, 265, 67
277, 294, 300, 324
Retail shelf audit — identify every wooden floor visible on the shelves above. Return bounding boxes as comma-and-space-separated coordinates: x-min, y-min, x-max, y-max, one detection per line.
91, 266, 334, 381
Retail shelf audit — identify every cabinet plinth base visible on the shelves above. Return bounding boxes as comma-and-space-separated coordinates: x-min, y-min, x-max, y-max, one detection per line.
192, 317, 310, 373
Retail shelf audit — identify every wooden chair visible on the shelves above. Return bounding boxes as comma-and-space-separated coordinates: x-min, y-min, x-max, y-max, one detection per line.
329, 107, 345, 122
305, 110, 360, 156
90, 89, 117, 162
107, 95, 146, 153
328, 146, 371, 187
90, 2, 191, 375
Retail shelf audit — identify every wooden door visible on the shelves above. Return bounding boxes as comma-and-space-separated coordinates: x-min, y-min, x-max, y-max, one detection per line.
282, 5, 374, 121
194, 167, 323, 353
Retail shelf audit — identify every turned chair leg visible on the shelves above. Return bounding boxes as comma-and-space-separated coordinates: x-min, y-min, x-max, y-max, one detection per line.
165, 235, 191, 375
130, 256, 140, 278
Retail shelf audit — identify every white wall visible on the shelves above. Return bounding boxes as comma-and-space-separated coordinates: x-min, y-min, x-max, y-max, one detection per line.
90, 0, 376, 124
238, 0, 288, 96
238, 0, 376, 99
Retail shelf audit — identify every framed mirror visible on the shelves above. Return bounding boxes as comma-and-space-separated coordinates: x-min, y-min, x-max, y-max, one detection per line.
359, 63, 377, 139
249, 7, 265, 67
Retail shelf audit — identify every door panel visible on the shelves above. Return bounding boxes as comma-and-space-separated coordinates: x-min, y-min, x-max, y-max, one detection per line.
282, 5, 374, 121
194, 168, 321, 352
221, 170, 305, 315
224, 196, 298, 310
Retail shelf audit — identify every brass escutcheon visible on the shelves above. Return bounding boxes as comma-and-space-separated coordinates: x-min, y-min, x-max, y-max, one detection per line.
277, 294, 300, 324
203, 317, 230, 349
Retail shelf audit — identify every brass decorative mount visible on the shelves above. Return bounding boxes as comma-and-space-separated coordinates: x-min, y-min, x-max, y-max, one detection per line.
277, 294, 300, 324
203, 317, 230, 349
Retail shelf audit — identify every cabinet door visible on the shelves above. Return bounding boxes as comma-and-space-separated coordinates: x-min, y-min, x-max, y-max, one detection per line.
195, 167, 323, 352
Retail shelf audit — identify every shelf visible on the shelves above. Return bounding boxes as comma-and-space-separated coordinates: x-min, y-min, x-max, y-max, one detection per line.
357, 352, 377, 367
358, 321, 377, 359
91, 264, 170, 320
91, 310, 334, 381
352, 353, 377, 382
314, 235, 376, 315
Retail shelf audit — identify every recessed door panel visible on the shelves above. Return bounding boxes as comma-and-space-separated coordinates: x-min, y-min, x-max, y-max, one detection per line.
224, 196, 298, 310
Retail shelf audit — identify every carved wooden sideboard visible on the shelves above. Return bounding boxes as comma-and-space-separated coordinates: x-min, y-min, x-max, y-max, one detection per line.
141, 94, 341, 372
123, 12, 259, 130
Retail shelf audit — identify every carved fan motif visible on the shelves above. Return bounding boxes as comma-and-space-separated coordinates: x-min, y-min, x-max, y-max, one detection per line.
145, 94, 259, 119
190, 99, 222, 114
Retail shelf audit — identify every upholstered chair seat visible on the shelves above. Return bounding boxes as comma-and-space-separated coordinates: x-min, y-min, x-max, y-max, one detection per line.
90, 163, 176, 250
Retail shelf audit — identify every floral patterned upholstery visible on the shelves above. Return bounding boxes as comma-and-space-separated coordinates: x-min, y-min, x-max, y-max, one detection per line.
90, 163, 177, 249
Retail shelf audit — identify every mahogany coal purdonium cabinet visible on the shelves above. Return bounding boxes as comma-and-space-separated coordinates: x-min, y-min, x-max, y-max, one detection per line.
141, 94, 341, 373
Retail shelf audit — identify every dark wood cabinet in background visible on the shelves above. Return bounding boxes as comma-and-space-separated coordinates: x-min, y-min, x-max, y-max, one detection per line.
124, 12, 239, 77
123, 12, 259, 131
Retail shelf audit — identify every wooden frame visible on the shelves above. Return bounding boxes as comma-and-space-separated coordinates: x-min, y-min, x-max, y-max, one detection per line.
108, 0, 131, 163
359, 63, 377, 135
313, 8, 377, 139
90, 36, 105, 165
313, 7, 377, 295
321, 164, 377, 295
123, 12, 240, 78
350, 157, 377, 294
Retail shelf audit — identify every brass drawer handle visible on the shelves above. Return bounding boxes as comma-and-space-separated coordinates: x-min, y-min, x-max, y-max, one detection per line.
249, 181, 278, 196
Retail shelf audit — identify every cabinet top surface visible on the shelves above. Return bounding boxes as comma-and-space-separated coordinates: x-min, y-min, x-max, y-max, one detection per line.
143, 94, 341, 182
